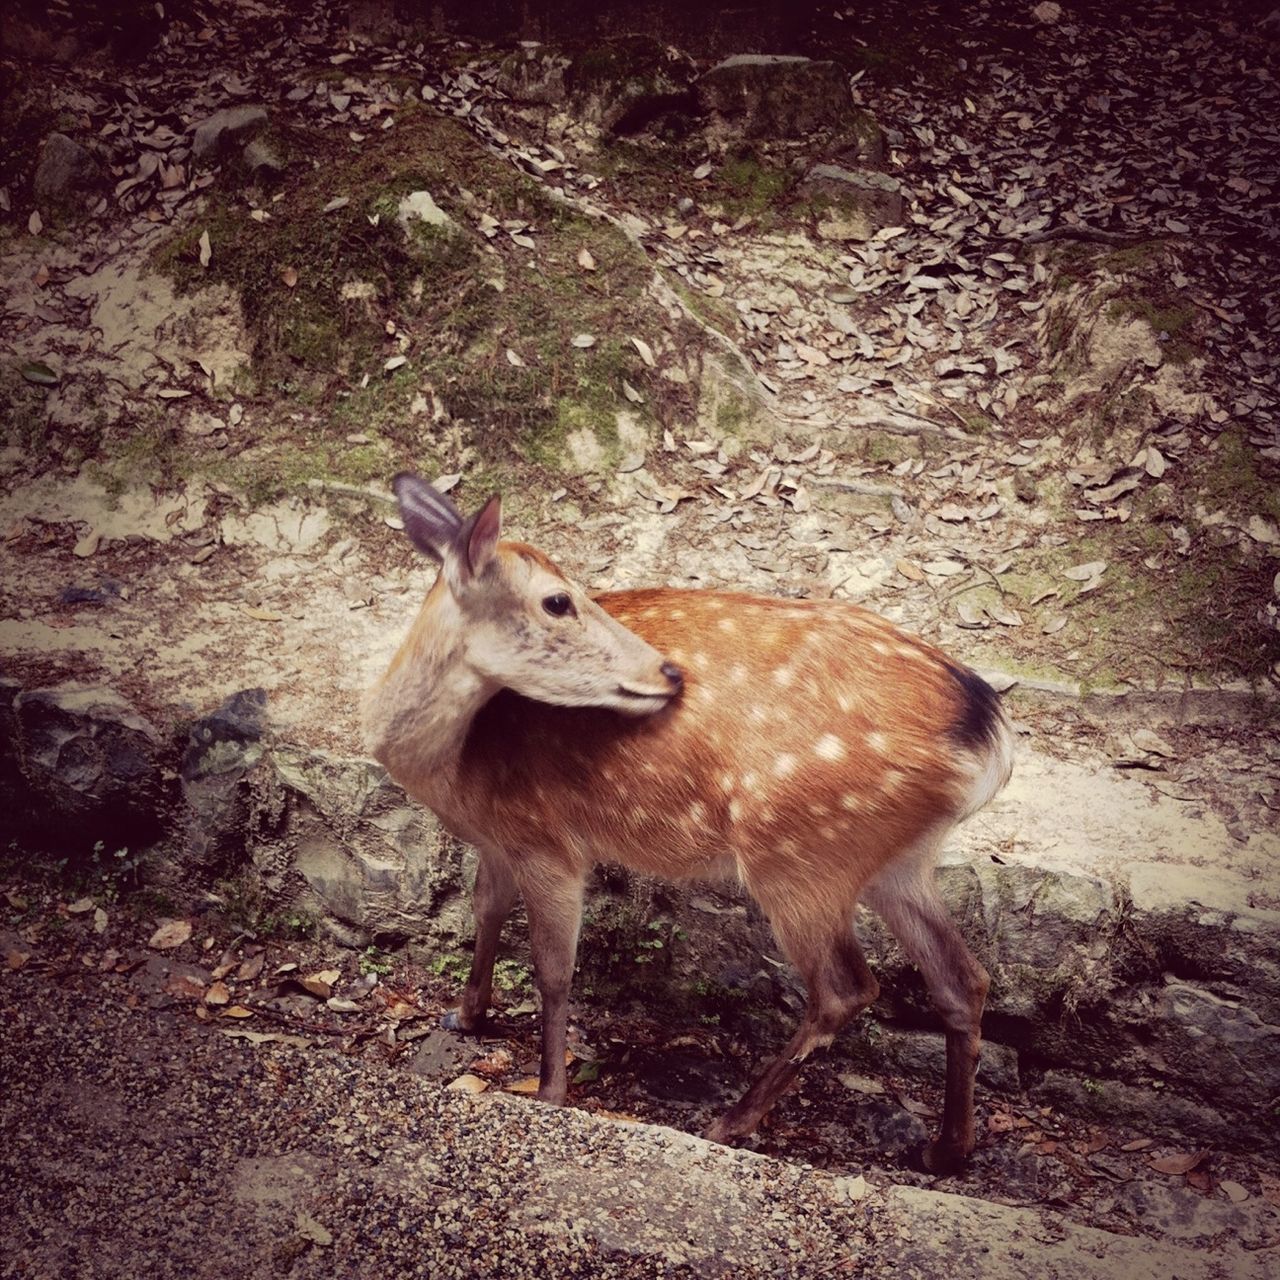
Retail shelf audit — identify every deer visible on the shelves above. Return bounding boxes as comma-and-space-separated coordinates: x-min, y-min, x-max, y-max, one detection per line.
362, 475, 1014, 1173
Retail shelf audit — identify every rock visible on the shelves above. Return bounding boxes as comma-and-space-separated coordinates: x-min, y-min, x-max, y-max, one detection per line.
192, 106, 269, 162
397, 190, 453, 233
857, 1099, 930, 1156
800, 164, 904, 241
9, 684, 170, 854
33, 132, 103, 206
180, 690, 269, 872
241, 137, 286, 180
696, 55, 851, 140
564, 36, 696, 136
846, 1026, 1020, 1093
496, 43, 572, 105
268, 748, 471, 947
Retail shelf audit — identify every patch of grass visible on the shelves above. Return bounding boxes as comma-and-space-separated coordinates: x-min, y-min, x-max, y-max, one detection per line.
1107, 296, 1198, 365
143, 113, 680, 493
577, 900, 687, 1005
716, 150, 792, 217
1200, 428, 1280, 524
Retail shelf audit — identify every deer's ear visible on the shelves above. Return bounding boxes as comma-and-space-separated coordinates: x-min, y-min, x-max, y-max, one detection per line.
459, 494, 502, 578
393, 473, 462, 561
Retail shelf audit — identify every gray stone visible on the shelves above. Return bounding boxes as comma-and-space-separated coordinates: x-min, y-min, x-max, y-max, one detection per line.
269, 748, 470, 946
696, 55, 851, 140
800, 164, 905, 241
180, 689, 269, 872
241, 137, 285, 180
10, 684, 169, 853
496, 43, 571, 105
192, 105, 269, 161
563, 36, 696, 136
846, 1026, 1020, 1093
33, 132, 102, 205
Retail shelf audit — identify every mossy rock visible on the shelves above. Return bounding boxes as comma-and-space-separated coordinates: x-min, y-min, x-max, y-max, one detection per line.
564, 35, 697, 136
696, 55, 852, 141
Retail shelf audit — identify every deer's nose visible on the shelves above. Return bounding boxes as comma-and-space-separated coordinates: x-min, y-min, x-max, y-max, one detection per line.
661, 662, 684, 691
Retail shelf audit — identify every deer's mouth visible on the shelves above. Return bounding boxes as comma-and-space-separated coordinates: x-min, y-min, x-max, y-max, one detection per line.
615, 682, 680, 712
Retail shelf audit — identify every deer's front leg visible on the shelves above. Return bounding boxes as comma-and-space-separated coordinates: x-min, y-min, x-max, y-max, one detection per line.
514, 856, 585, 1105
444, 853, 518, 1033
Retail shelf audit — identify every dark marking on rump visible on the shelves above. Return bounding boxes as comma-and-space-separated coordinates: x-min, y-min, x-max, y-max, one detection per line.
945, 664, 1003, 750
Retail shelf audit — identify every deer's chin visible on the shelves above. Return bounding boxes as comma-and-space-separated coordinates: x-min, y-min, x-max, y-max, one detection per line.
610, 684, 679, 716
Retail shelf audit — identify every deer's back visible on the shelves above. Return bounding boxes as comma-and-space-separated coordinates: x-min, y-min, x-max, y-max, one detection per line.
453, 589, 1005, 901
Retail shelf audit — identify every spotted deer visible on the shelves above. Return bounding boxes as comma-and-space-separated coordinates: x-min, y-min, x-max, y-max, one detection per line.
363, 475, 1014, 1171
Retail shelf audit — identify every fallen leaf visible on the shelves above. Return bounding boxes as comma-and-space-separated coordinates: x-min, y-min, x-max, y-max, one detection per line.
148, 919, 192, 950
621, 380, 644, 404
205, 980, 231, 1006
66, 897, 96, 914
631, 336, 655, 367
299, 968, 341, 999
93, 907, 108, 934
29, 209, 43, 235
295, 1210, 332, 1248
505, 348, 526, 368
577, 247, 596, 271
322, 196, 350, 213
1219, 1180, 1249, 1203
922, 558, 967, 577
1120, 1138, 1154, 1152
236, 952, 266, 982
164, 973, 206, 1000
384, 354, 408, 372
692, 161, 713, 180
447, 1073, 490, 1095
1150, 1150, 1207, 1176
20, 361, 59, 386
504, 1076, 541, 1095
281, 265, 298, 287
571, 333, 596, 349
198, 230, 211, 267
222, 1005, 255, 1019
222, 1028, 309, 1047
896, 559, 925, 582
1064, 560, 1107, 581
242, 605, 282, 622
5, 950, 29, 971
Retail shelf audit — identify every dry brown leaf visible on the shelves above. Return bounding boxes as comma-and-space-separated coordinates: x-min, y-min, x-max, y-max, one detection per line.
204, 980, 231, 1006
504, 1076, 541, 1095
896, 559, 925, 582
164, 973, 206, 1000
198, 230, 211, 268
1219, 1180, 1249, 1203
281, 265, 298, 288
631, 336, 655, 368
5, 950, 30, 971
446, 1073, 490, 1095
577, 247, 596, 271
242, 605, 283, 622
236, 952, 266, 982
1120, 1138, 1154, 1152
222, 1005, 255, 1019
1150, 1149, 1207, 1176
148, 919, 192, 950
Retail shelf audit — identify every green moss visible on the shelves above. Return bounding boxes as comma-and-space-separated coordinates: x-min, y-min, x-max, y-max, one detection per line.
1107, 296, 1197, 365
1200, 428, 1280, 523
717, 151, 792, 216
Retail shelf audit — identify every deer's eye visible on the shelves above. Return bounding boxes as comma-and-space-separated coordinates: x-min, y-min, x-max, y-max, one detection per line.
542, 593, 575, 618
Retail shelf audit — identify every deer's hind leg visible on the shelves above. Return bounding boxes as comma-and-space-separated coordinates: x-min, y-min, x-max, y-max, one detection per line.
705, 898, 880, 1145
863, 835, 989, 1173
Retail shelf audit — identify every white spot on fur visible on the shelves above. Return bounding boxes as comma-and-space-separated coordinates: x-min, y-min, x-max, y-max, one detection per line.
840, 792, 862, 812
717, 771, 736, 793
773, 667, 796, 687
729, 798, 744, 822
687, 802, 707, 827
870, 640, 889, 656
717, 617, 737, 633
815, 734, 846, 762
773, 753, 798, 779
729, 664, 748, 685
866, 731, 889, 755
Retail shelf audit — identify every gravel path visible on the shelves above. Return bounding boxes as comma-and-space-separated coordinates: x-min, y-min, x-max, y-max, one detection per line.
2, 929, 1272, 1280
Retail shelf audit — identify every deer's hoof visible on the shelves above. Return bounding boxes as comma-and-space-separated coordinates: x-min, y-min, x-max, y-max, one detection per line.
441, 1009, 475, 1034
912, 1139, 970, 1176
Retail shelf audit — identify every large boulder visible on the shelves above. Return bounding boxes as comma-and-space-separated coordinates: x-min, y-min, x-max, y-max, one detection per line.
799, 163, 905, 241
8, 684, 171, 854
565, 36, 696, 135
192, 105, 269, 161
696, 55, 852, 140
33, 132, 104, 206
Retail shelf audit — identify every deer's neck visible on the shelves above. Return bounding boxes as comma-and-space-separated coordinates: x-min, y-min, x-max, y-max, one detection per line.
363, 589, 494, 790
